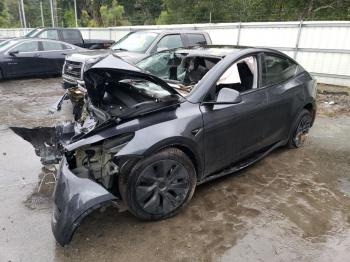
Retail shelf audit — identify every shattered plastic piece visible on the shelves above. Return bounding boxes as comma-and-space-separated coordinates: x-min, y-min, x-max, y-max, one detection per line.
10, 123, 75, 165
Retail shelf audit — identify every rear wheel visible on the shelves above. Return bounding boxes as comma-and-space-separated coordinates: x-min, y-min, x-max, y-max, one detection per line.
119, 148, 196, 220
288, 109, 312, 148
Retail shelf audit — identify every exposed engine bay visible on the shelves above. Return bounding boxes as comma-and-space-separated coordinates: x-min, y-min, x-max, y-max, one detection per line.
66, 53, 222, 120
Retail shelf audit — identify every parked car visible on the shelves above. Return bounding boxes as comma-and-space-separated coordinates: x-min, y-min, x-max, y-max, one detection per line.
0, 38, 84, 79
0, 27, 115, 49
12, 46, 317, 246
61, 30, 212, 88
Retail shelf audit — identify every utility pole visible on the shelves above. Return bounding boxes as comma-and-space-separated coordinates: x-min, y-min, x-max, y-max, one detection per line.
50, 0, 55, 27
20, 0, 27, 28
40, 1, 45, 27
52, 0, 58, 27
18, 0, 23, 28
74, 0, 78, 27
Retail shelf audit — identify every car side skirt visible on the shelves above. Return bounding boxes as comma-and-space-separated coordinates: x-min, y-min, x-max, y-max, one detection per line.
198, 140, 287, 185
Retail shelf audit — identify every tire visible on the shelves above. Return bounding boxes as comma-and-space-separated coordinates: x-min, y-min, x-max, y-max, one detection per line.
288, 109, 312, 148
0, 69, 4, 80
119, 148, 196, 220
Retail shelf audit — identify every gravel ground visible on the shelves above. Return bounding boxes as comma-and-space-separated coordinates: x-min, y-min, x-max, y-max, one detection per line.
0, 78, 349, 262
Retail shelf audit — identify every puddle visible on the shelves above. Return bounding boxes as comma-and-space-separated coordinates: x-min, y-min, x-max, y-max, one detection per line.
24, 166, 57, 210
337, 177, 350, 197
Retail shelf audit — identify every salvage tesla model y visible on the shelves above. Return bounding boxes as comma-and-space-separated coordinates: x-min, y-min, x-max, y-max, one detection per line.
12, 46, 317, 246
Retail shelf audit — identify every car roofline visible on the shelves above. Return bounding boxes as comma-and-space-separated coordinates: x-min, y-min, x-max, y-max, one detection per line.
142, 44, 253, 58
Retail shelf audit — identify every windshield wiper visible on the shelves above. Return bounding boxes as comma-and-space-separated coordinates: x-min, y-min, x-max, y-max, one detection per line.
112, 48, 128, 51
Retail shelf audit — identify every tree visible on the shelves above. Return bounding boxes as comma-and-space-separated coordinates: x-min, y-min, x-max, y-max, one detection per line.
156, 0, 350, 24
100, 0, 129, 26
0, 1, 11, 28
63, 9, 76, 27
0, 0, 348, 28
80, 10, 91, 27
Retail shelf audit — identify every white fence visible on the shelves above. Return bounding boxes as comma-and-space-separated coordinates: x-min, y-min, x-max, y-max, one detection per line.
1, 21, 350, 87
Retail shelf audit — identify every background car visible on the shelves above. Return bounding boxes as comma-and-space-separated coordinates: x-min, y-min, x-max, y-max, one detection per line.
0, 27, 115, 49
61, 30, 212, 88
0, 38, 84, 79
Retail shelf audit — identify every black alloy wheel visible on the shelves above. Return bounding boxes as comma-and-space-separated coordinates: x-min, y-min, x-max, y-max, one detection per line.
289, 109, 312, 148
120, 148, 196, 220
136, 159, 190, 215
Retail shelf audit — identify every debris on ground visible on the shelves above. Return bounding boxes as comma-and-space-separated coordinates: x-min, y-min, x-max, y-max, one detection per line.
317, 84, 350, 117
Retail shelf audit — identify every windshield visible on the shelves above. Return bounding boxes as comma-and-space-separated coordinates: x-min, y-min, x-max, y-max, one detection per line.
0, 39, 21, 52
111, 31, 158, 53
137, 51, 221, 89
25, 28, 40, 37
137, 51, 187, 82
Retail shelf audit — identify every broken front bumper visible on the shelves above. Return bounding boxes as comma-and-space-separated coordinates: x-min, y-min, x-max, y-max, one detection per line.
52, 157, 117, 246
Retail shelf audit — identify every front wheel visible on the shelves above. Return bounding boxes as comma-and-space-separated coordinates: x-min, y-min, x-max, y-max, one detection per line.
119, 148, 196, 220
288, 109, 312, 148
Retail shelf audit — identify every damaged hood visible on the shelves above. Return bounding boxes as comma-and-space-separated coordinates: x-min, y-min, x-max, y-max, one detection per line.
65, 49, 111, 64
84, 54, 182, 110
65, 49, 146, 64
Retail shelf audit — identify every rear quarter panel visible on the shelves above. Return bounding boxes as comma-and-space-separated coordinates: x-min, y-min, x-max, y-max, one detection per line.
263, 72, 316, 147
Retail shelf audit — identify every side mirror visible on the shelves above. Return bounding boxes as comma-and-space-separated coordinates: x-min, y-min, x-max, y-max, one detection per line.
9, 50, 19, 56
215, 88, 241, 104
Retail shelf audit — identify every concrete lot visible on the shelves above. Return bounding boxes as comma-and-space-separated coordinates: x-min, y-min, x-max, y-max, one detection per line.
0, 78, 350, 262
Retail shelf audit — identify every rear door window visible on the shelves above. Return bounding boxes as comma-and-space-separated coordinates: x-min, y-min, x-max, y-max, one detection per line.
186, 34, 206, 46
216, 56, 258, 93
262, 54, 299, 86
155, 34, 183, 52
11, 41, 40, 52
62, 30, 81, 43
42, 41, 64, 51
37, 30, 59, 40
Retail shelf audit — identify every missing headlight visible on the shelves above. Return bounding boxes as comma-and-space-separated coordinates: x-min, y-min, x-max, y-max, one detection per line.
69, 133, 134, 189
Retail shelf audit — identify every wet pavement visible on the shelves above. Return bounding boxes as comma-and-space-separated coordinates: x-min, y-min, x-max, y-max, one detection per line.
0, 78, 350, 262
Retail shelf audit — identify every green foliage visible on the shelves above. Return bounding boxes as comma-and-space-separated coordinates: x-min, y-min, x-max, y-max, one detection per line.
0, 0, 16, 27
0, 4, 10, 27
0, 0, 349, 28
100, 0, 127, 26
156, 0, 350, 24
80, 10, 91, 27
88, 19, 99, 27
156, 11, 172, 25
63, 9, 76, 27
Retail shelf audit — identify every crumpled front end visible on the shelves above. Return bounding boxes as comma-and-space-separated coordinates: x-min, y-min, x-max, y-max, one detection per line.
52, 157, 117, 246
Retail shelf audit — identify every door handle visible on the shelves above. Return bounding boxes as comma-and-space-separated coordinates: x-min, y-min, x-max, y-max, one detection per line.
34, 53, 41, 57
61, 53, 67, 55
